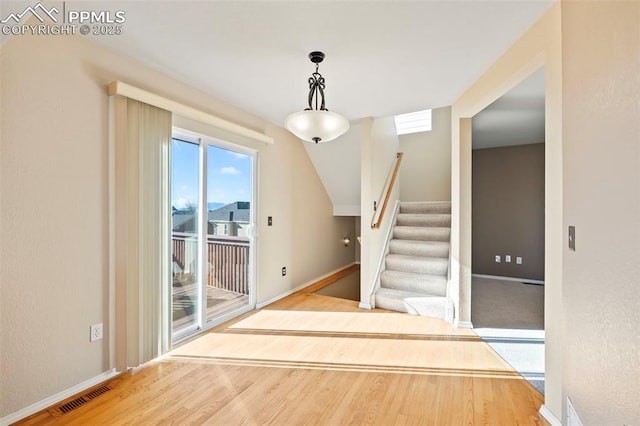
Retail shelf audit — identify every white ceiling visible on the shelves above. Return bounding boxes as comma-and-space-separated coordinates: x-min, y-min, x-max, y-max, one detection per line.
75, 1, 554, 126
472, 68, 545, 149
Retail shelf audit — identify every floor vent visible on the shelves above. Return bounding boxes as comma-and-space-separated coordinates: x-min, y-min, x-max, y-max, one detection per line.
84, 385, 111, 400
58, 397, 87, 414
50, 384, 112, 415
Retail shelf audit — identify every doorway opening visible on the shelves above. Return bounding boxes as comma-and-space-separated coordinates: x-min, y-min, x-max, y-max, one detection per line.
470, 68, 546, 394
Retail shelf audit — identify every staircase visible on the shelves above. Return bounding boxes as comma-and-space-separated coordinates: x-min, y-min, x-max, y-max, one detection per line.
374, 201, 454, 323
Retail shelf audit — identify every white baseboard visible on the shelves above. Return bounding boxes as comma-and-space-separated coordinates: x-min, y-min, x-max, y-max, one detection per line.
256, 262, 357, 309
539, 404, 562, 426
458, 321, 474, 329
1, 368, 120, 426
472, 273, 544, 285
566, 397, 584, 426
358, 302, 372, 309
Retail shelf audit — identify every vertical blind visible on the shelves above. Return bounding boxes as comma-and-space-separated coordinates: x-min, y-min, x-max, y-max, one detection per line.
114, 97, 171, 368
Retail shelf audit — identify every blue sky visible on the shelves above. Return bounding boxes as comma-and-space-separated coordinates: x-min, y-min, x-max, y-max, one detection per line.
171, 139, 252, 210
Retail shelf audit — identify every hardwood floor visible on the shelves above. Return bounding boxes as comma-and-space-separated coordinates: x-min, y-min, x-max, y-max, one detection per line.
18, 292, 547, 425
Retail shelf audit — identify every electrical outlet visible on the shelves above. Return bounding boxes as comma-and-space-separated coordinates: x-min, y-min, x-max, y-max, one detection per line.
505, 255, 511, 263
516, 256, 523, 265
90, 323, 103, 342
268, 216, 273, 226
281, 266, 286, 276
495, 255, 501, 263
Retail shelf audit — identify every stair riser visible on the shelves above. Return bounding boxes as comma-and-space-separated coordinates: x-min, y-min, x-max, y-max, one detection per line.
393, 227, 450, 242
396, 214, 451, 227
380, 274, 447, 296
374, 294, 454, 322
389, 241, 449, 258
400, 203, 451, 214
375, 295, 414, 314
374, 201, 454, 322
385, 257, 448, 275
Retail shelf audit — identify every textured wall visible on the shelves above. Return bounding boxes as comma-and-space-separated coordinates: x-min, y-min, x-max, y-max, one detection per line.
303, 123, 362, 215
360, 117, 400, 305
0, 32, 354, 417
561, 1, 640, 423
472, 143, 545, 281
452, 4, 563, 418
399, 106, 452, 202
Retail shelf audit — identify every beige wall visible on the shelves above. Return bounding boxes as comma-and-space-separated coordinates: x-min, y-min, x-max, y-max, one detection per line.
399, 106, 451, 202
303, 123, 362, 216
360, 117, 400, 305
452, 3, 563, 419
561, 1, 640, 423
0, 32, 354, 417
472, 143, 544, 281
455, 1, 640, 423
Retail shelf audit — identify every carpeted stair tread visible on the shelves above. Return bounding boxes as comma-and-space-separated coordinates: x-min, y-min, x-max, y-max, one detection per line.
393, 226, 450, 242
385, 254, 448, 275
380, 270, 447, 296
375, 288, 454, 322
400, 202, 451, 214
373, 200, 453, 322
396, 213, 451, 227
389, 239, 449, 258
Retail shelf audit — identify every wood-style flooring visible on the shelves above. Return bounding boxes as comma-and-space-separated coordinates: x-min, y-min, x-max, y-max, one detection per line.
17, 291, 547, 425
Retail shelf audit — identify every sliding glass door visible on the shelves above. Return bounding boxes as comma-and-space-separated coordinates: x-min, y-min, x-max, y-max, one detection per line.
170, 130, 255, 342
171, 138, 201, 336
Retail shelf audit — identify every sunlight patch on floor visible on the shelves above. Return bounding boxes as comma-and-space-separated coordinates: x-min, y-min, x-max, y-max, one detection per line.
229, 309, 473, 336
167, 309, 526, 381
474, 327, 545, 394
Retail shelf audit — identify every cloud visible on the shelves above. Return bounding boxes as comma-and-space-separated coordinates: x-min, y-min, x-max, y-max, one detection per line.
220, 166, 240, 175
172, 197, 197, 209
229, 152, 248, 159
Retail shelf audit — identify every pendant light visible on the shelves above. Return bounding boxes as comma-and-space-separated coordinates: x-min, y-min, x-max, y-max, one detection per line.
284, 51, 350, 144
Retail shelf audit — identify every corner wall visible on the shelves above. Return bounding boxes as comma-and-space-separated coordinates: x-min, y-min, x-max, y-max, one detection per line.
303, 123, 362, 216
399, 106, 452, 202
452, 3, 563, 419
360, 117, 400, 306
0, 32, 354, 418
561, 1, 640, 423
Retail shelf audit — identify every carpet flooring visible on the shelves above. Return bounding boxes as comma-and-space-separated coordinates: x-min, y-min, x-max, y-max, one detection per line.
471, 276, 544, 329
471, 276, 545, 395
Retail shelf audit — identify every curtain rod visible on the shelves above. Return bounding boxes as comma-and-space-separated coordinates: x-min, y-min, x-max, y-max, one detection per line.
107, 81, 274, 144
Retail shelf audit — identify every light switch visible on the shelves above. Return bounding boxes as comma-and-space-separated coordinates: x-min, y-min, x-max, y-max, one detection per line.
505, 255, 511, 263
568, 226, 575, 251
495, 255, 501, 263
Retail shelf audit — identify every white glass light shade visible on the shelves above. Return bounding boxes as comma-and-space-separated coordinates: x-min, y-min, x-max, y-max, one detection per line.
284, 110, 350, 143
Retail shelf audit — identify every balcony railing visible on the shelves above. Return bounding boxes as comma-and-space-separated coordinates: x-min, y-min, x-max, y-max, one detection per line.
172, 232, 250, 296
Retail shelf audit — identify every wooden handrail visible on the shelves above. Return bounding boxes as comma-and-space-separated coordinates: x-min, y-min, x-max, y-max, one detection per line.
371, 152, 403, 229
